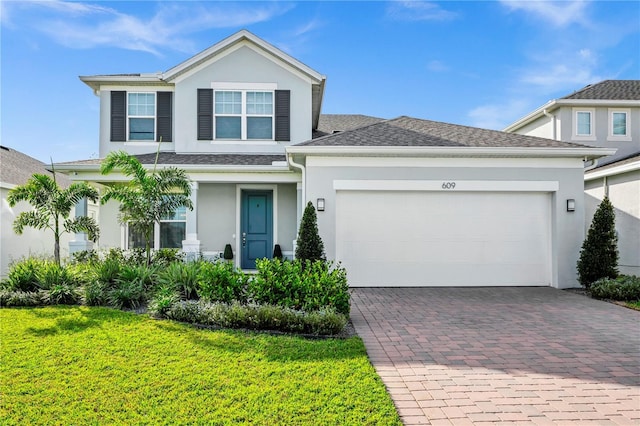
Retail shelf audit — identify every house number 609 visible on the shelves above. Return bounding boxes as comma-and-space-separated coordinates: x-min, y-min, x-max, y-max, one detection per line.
441, 182, 456, 189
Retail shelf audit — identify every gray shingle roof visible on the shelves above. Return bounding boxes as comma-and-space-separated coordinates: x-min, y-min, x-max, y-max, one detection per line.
56, 152, 286, 167
561, 80, 640, 100
589, 150, 640, 172
313, 114, 385, 138
0, 146, 71, 187
299, 116, 589, 148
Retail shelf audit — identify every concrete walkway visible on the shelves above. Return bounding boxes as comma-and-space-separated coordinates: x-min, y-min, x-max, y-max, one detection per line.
351, 287, 640, 425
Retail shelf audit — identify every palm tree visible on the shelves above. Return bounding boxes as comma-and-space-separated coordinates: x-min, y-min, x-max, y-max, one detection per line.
100, 150, 192, 265
7, 172, 100, 266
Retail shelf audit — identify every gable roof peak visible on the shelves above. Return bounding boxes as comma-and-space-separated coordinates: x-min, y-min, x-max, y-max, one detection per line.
560, 79, 640, 100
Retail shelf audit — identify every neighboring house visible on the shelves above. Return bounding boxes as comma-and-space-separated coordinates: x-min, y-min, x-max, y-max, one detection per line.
0, 146, 74, 276
505, 80, 640, 275
56, 30, 614, 288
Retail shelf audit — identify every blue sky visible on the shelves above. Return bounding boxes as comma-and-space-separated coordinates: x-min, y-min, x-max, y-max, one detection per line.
1, 0, 639, 163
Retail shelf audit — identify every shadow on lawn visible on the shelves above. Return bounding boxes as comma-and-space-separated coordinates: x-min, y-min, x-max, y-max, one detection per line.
151, 320, 365, 363
25, 306, 141, 336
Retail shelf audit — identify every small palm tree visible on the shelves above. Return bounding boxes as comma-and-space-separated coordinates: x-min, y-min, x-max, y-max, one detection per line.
7, 172, 100, 266
100, 150, 192, 265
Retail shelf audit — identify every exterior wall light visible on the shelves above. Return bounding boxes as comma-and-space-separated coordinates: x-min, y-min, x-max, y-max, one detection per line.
567, 199, 576, 212
317, 198, 325, 211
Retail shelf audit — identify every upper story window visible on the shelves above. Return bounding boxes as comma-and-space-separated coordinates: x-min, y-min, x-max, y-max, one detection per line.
572, 108, 595, 140
197, 85, 289, 142
110, 91, 173, 143
128, 93, 155, 140
609, 109, 630, 140
214, 90, 273, 140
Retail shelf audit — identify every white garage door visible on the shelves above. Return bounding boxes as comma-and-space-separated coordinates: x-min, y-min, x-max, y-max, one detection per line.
336, 191, 551, 287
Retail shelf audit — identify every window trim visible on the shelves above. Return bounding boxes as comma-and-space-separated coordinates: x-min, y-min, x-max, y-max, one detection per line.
608, 108, 631, 141
125, 218, 186, 250
572, 108, 596, 141
127, 92, 156, 142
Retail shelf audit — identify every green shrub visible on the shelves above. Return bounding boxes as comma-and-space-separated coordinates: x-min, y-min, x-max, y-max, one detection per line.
148, 285, 181, 317
37, 262, 79, 290
71, 249, 99, 264
589, 275, 640, 301
107, 279, 146, 310
2, 258, 49, 292
42, 284, 81, 305
160, 300, 347, 335
295, 201, 325, 262
577, 197, 619, 288
152, 249, 185, 266
95, 258, 122, 287
117, 264, 157, 292
157, 261, 200, 300
197, 261, 247, 303
250, 259, 350, 315
82, 280, 108, 306
0, 290, 43, 307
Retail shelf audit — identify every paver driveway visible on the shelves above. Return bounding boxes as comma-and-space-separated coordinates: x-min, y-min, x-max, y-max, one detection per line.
351, 287, 640, 425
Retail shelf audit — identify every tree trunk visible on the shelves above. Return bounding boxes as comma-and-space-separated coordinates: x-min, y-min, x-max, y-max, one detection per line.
54, 234, 61, 266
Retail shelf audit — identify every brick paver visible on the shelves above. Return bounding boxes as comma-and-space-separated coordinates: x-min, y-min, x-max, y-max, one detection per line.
351, 287, 640, 425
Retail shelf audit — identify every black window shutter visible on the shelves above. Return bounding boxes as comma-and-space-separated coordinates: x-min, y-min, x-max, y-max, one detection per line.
110, 91, 126, 142
156, 92, 172, 142
197, 89, 213, 140
274, 90, 290, 141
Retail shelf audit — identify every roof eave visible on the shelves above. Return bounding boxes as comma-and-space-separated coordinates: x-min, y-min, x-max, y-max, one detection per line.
286, 146, 617, 160
584, 158, 640, 180
503, 100, 558, 132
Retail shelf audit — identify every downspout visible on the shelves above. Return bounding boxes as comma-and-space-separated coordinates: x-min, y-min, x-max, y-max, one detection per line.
584, 157, 599, 172
543, 109, 556, 140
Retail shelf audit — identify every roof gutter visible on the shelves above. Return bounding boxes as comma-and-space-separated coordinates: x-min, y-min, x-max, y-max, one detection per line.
287, 153, 306, 212
585, 158, 640, 181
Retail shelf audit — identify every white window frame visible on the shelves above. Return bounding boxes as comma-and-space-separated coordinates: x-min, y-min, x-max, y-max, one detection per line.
126, 216, 186, 250
608, 108, 631, 141
127, 92, 156, 142
572, 108, 596, 141
211, 82, 277, 142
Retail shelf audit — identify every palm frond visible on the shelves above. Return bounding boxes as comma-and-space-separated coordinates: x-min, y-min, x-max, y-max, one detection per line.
13, 210, 52, 234
64, 216, 100, 242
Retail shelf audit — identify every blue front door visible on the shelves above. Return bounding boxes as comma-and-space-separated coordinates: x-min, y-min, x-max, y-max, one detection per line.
241, 190, 273, 269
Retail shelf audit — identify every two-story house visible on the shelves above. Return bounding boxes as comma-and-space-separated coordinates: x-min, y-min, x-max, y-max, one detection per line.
55, 30, 615, 289
505, 80, 640, 275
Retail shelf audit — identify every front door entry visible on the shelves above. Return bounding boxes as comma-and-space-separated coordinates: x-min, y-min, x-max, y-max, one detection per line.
241, 190, 273, 269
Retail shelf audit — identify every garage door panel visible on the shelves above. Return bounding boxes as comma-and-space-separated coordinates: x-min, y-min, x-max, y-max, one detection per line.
336, 191, 551, 287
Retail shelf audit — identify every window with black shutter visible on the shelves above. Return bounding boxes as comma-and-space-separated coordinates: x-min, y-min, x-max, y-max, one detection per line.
197, 89, 213, 140
274, 90, 290, 141
156, 92, 173, 142
110, 91, 126, 142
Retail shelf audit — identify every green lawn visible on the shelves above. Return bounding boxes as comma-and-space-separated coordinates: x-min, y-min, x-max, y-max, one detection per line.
625, 300, 640, 310
1, 306, 400, 425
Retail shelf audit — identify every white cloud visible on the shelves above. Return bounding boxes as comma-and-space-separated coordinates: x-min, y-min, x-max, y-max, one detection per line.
387, 1, 457, 22
426, 60, 448, 72
4, 1, 295, 55
499, 0, 589, 27
468, 99, 529, 130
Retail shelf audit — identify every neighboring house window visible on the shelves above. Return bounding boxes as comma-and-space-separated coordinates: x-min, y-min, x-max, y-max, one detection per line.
128, 92, 156, 140
127, 206, 186, 250
110, 91, 173, 142
573, 108, 596, 140
576, 111, 592, 136
197, 88, 290, 142
609, 109, 630, 140
214, 90, 273, 140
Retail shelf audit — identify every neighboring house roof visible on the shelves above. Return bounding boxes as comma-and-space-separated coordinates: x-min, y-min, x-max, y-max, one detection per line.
80, 30, 327, 130
585, 151, 640, 180
561, 80, 640, 100
313, 114, 385, 138
0, 146, 70, 188
298, 116, 593, 148
504, 79, 640, 133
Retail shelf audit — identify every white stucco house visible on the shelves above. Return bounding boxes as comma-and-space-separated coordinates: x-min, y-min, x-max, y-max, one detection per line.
505, 80, 640, 276
0, 146, 77, 276
55, 30, 615, 288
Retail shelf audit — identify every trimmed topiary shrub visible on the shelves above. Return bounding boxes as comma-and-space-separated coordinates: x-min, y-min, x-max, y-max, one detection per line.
295, 201, 325, 262
577, 197, 619, 288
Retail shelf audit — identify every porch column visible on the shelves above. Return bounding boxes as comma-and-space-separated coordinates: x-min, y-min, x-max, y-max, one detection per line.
182, 181, 200, 260
69, 197, 93, 255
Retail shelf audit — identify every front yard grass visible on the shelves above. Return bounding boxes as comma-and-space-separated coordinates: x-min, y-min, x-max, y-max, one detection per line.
1, 306, 400, 425
624, 300, 640, 311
